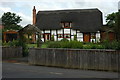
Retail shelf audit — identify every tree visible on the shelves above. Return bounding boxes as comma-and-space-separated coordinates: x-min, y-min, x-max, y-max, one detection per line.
106, 12, 116, 27
1, 12, 22, 30
114, 12, 120, 41
106, 11, 120, 41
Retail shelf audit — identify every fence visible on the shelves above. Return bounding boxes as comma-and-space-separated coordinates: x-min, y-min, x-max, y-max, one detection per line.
2, 46, 23, 59
29, 48, 120, 71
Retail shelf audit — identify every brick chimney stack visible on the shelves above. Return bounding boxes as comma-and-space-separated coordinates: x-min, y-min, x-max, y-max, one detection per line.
33, 6, 36, 25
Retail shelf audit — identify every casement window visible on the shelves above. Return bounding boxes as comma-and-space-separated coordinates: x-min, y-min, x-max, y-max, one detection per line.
58, 34, 70, 38
61, 22, 72, 28
58, 34, 63, 38
90, 33, 96, 42
64, 34, 70, 38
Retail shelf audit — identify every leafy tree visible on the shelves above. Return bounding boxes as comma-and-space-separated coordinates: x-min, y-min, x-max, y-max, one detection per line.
106, 11, 120, 41
1, 12, 22, 30
106, 12, 116, 27
114, 11, 120, 41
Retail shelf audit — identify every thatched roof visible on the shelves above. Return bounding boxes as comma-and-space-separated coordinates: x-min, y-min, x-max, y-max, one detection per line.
19, 24, 41, 34
36, 8, 103, 32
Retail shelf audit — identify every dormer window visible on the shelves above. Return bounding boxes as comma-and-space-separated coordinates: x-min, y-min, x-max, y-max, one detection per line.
61, 22, 72, 28
65, 23, 69, 27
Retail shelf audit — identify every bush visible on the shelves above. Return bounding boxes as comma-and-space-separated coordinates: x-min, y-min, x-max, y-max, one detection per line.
102, 40, 120, 50
44, 39, 120, 50
83, 44, 104, 49
61, 41, 83, 49
47, 40, 83, 49
47, 41, 61, 48
60, 38, 69, 42
51, 35, 54, 41
74, 35, 77, 41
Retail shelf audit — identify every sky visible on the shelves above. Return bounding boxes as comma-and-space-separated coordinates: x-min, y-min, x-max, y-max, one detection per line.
0, 0, 119, 27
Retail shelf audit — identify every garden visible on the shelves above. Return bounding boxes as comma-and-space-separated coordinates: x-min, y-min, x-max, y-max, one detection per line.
2, 38, 120, 57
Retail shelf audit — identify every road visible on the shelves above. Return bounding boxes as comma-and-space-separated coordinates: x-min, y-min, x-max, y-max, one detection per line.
2, 62, 119, 78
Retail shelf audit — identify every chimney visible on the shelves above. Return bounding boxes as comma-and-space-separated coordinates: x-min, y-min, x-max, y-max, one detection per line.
33, 6, 36, 25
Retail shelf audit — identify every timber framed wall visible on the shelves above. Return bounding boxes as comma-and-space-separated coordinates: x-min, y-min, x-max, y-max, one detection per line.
29, 48, 120, 72
40, 29, 100, 42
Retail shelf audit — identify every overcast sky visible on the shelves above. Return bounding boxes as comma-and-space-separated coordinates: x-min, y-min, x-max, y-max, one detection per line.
0, 0, 119, 27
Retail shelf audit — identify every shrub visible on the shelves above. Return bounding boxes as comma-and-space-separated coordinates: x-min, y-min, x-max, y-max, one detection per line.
17, 39, 28, 57
83, 43, 104, 49
47, 40, 83, 49
60, 38, 69, 42
102, 40, 120, 50
47, 41, 61, 48
51, 35, 54, 41
61, 41, 83, 49
74, 35, 77, 41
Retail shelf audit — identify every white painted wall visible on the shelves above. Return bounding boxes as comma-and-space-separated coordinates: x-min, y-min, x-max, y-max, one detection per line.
41, 38, 44, 42
71, 36, 74, 40
96, 32, 100, 42
45, 30, 50, 33
77, 33, 83, 42
64, 29, 70, 34
58, 38, 63, 41
54, 36, 57, 41
77, 38, 83, 42
51, 30, 56, 35
77, 33, 83, 37
71, 30, 76, 35
58, 29, 63, 34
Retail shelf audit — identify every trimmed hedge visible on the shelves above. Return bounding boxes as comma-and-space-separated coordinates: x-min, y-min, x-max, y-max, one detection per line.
45, 39, 120, 50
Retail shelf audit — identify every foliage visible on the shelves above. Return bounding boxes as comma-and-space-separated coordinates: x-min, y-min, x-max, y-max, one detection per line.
106, 12, 116, 28
106, 11, 120, 40
41, 43, 48, 48
83, 43, 104, 49
2, 40, 18, 47
74, 35, 77, 41
102, 40, 120, 50
27, 44, 37, 48
47, 40, 83, 49
1, 12, 22, 30
61, 41, 83, 49
51, 35, 54, 41
2, 39, 28, 57
114, 11, 120, 41
60, 38, 69, 42
42, 40, 120, 50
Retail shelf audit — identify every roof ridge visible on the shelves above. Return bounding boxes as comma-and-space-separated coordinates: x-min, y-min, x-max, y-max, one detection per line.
37, 8, 99, 13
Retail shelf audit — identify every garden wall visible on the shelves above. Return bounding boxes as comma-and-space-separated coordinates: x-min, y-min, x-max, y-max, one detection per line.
29, 48, 120, 71
2, 47, 22, 59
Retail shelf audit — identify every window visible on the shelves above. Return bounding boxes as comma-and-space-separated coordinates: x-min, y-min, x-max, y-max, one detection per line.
58, 34, 63, 38
61, 22, 72, 28
65, 23, 69, 27
64, 34, 70, 38
90, 33, 96, 43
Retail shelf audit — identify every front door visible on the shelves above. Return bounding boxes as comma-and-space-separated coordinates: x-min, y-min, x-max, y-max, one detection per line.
44, 33, 50, 42
83, 33, 90, 42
